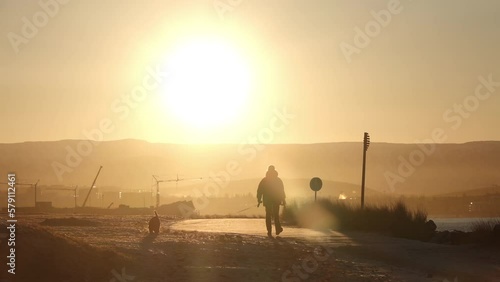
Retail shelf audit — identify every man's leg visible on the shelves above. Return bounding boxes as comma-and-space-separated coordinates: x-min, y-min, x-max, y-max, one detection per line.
265, 205, 273, 236
274, 203, 283, 235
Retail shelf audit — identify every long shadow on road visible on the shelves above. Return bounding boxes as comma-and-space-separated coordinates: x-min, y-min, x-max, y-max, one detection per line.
170, 218, 500, 282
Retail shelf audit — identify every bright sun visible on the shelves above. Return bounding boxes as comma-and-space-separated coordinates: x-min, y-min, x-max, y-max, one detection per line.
162, 37, 252, 130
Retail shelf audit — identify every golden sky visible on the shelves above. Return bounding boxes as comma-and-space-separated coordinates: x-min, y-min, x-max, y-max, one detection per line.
1, 0, 499, 144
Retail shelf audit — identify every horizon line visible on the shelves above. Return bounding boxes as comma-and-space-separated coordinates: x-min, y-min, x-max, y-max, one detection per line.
1, 138, 500, 146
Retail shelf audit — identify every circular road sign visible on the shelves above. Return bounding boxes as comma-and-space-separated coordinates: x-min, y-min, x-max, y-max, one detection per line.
309, 177, 323, 192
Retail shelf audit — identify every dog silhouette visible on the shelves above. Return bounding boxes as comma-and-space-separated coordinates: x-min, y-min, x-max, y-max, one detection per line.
148, 210, 160, 234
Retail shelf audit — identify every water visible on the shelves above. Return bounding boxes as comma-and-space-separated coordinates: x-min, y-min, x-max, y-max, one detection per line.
432, 217, 500, 232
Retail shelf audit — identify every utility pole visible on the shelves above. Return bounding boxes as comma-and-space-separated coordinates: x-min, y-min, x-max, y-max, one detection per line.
33, 180, 39, 206
361, 132, 370, 209
74, 185, 78, 208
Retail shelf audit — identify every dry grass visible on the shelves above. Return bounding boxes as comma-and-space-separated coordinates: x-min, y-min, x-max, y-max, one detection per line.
470, 218, 500, 233
283, 199, 430, 240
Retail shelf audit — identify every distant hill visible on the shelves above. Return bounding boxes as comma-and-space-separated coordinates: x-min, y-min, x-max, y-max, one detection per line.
0, 140, 499, 196
435, 185, 500, 197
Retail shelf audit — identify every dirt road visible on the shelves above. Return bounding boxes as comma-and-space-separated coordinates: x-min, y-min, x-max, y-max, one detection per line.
172, 219, 500, 282
4, 215, 499, 282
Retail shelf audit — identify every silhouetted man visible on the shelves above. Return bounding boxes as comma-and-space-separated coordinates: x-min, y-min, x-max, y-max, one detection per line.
257, 165, 286, 238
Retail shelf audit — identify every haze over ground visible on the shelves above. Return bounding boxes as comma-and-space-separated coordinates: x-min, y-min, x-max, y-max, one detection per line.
1, 140, 499, 197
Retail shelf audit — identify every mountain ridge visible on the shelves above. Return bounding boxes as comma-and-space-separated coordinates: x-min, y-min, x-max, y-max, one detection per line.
1, 139, 499, 196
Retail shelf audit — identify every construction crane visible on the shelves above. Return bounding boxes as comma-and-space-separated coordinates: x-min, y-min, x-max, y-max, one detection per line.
45, 185, 78, 208
82, 166, 103, 208
152, 174, 202, 208
0, 179, 39, 207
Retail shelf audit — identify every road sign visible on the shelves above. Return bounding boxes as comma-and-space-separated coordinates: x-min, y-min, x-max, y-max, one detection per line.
310, 177, 322, 201
310, 177, 322, 192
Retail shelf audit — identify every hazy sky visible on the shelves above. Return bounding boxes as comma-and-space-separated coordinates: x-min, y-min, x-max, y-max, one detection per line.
1, 0, 499, 144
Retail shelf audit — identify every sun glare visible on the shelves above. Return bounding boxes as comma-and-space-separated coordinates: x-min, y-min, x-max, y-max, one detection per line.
162, 37, 252, 130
